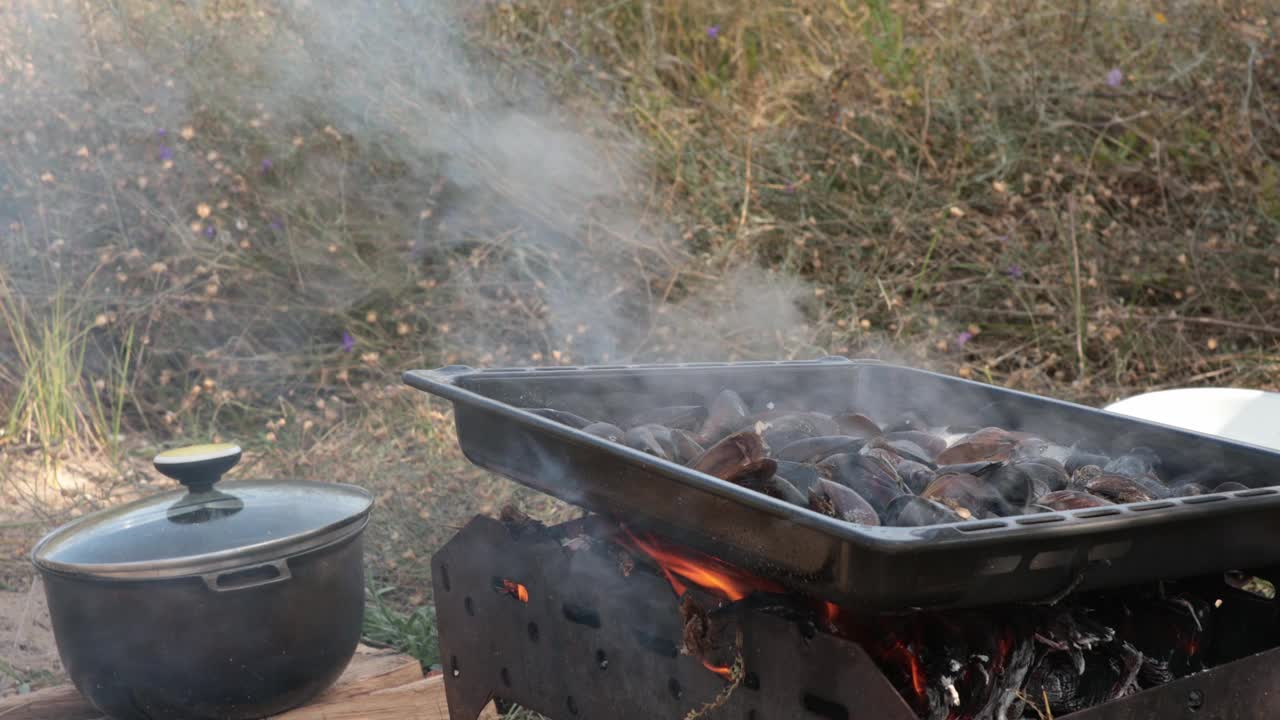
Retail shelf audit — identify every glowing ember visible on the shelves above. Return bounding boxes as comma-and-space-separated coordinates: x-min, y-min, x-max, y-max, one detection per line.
498, 579, 529, 603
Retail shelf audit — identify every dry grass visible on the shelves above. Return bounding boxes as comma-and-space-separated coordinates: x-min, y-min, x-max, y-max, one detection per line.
0, 0, 1277, 697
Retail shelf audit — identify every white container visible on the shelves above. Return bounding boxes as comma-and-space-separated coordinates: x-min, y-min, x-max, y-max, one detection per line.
1104, 388, 1280, 452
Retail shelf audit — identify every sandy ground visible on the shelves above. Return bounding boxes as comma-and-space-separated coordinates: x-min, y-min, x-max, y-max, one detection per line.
0, 578, 62, 697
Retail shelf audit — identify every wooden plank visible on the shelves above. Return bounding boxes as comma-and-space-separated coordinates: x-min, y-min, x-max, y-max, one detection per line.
0, 645, 446, 720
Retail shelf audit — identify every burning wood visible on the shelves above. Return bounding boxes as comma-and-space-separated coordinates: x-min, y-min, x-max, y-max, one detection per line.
616, 526, 1254, 720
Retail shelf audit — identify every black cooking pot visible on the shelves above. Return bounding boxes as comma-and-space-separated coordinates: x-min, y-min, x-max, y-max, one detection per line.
30, 443, 373, 720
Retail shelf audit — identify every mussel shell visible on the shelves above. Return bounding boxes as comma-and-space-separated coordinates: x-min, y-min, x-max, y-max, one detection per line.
742, 474, 808, 506
583, 422, 625, 443
760, 413, 840, 451
1173, 483, 1208, 497
1068, 464, 1105, 490
1212, 481, 1250, 493
699, 389, 750, 444
871, 437, 934, 466
935, 461, 1004, 478
776, 435, 866, 463
883, 430, 947, 460
990, 460, 1071, 506
626, 405, 708, 432
527, 407, 593, 429
936, 428, 1018, 465
1037, 490, 1115, 511
669, 429, 705, 465
817, 453, 905, 515
774, 460, 822, 494
882, 495, 961, 527
833, 413, 883, 439
691, 430, 773, 482
883, 410, 931, 433
624, 425, 671, 460
809, 479, 880, 526
1084, 474, 1158, 504
921, 472, 1014, 519
1065, 451, 1112, 475
895, 460, 936, 495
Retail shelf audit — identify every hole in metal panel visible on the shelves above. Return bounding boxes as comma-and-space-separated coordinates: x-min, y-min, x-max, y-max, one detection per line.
1131, 501, 1176, 511
450, 655, 460, 678
978, 555, 1022, 575
743, 672, 760, 690
956, 520, 1006, 532
1183, 495, 1229, 505
1030, 549, 1077, 570
464, 597, 474, 616
440, 564, 451, 592
596, 649, 608, 670
1089, 541, 1133, 562
802, 693, 850, 720
566, 695, 579, 715
668, 677, 683, 700
1076, 508, 1122, 518
562, 603, 602, 629
1016, 514, 1065, 525
527, 622, 540, 642
500, 667, 511, 687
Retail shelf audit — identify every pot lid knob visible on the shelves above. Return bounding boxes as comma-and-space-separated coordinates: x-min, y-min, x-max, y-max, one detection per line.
154, 443, 242, 494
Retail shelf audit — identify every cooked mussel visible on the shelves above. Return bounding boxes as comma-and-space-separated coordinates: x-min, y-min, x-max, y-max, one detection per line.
935, 427, 1019, 465
883, 430, 947, 460
740, 473, 808, 506
583, 422, 625, 443
818, 452, 905, 515
624, 425, 671, 460
626, 405, 708, 432
760, 413, 840, 451
921, 472, 1014, 519
776, 435, 866, 463
895, 460, 936, 495
699, 389, 750, 444
669, 429, 705, 464
1037, 490, 1115, 511
1084, 474, 1159, 504
809, 479, 880, 526
881, 495, 962, 526
832, 413, 883, 439
1212, 481, 1249, 493
774, 460, 822, 494
691, 430, 775, 483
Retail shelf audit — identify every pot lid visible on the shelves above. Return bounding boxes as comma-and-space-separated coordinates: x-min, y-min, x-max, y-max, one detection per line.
32, 443, 372, 580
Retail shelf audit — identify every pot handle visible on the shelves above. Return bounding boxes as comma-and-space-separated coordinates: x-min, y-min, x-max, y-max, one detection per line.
202, 559, 292, 592
154, 443, 242, 494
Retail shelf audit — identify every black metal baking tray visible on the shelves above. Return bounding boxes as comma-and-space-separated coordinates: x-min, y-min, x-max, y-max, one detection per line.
403, 357, 1280, 611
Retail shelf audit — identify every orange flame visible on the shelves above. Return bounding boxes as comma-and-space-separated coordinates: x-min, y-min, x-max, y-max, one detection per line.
499, 579, 529, 603
702, 661, 733, 679
883, 641, 927, 699
619, 529, 784, 603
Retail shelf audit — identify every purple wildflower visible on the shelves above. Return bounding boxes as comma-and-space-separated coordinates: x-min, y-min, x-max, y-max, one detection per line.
785, 182, 795, 194
203, 224, 216, 238
707, 25, 720, 39
955, 331, 973, 349
261, 158, 273, 173
341, 331, 355, 352
269, 218, 283, 231
159, 145, 173, 161
1106, 68, 1123, 88
1006, 264, 1023, 279
156, 128, 167, 137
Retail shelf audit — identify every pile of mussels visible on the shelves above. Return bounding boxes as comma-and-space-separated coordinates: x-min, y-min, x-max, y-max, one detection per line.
529, 389, 1242, 527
